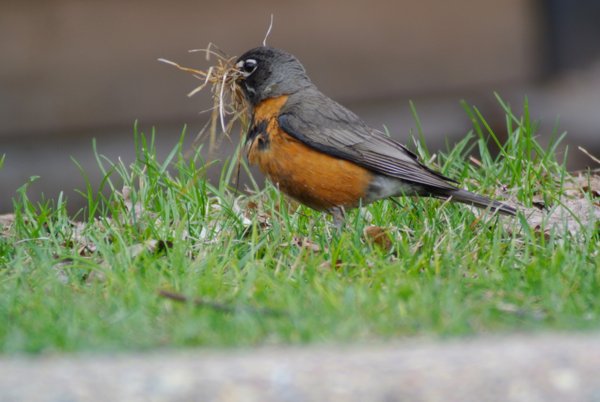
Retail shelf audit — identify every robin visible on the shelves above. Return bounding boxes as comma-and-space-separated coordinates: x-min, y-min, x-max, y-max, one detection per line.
234, 47, 516, 226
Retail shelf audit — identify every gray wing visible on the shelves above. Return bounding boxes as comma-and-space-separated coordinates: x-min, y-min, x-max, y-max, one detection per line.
278, 90, 458, 191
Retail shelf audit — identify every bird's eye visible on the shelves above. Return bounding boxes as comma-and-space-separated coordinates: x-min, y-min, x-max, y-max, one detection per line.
242, 59, 257, 74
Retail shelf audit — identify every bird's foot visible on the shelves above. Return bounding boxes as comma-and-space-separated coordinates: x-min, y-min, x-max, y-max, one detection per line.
329, 207, 346, 231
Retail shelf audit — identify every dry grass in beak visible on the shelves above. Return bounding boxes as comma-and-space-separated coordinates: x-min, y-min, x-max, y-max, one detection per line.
158, 44, 249, 153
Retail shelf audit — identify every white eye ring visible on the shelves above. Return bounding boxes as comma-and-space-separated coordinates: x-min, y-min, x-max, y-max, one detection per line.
236, 58, 257, 76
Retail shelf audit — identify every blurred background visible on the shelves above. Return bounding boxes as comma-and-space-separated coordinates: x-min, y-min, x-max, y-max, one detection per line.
1, 0, 599, 213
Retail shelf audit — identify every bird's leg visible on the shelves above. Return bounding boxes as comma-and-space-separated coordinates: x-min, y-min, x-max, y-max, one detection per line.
330, 207, 346, 231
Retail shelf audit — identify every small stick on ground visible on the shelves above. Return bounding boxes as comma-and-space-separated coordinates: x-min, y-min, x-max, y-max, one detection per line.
157, 289, 286, 316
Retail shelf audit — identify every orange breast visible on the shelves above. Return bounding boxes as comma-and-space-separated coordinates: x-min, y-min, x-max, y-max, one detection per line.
246, 96, 373, 211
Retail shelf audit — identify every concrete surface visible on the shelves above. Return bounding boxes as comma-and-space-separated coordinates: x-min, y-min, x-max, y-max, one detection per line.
1, 333, 600, 402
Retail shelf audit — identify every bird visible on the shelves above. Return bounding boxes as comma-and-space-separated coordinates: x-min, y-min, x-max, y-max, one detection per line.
234, 46, 516, 227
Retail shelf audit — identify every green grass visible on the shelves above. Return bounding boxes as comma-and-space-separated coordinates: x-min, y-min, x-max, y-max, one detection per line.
1, 96, 599, 354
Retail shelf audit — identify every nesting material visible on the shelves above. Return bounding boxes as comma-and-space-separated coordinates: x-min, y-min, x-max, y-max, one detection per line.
159, 44, 249, 151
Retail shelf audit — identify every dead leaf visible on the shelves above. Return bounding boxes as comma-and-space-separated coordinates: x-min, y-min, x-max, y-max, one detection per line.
567, 173, 600, 198
77, 243, 97, 257
234, 197, 272, 230
364, 226, 393, 252
506, 197, 600, 239
0, 213, 15, 227
65, 220, 99, 256
84, 269, 107, 284
319, 259, 344, 271
0, 213, 15, 237
490, 171, 600, 239
290, 236, 321, 253
51, 260, 71, 284
531, 195, 547, 210
115, 186, 158, 225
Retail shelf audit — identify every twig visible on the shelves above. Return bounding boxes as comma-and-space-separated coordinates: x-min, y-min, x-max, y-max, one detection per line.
579, 146, 600, 165
157, 289, 286, 316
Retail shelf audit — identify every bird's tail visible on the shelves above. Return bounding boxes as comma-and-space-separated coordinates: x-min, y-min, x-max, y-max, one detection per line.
444, 189, 517, 216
